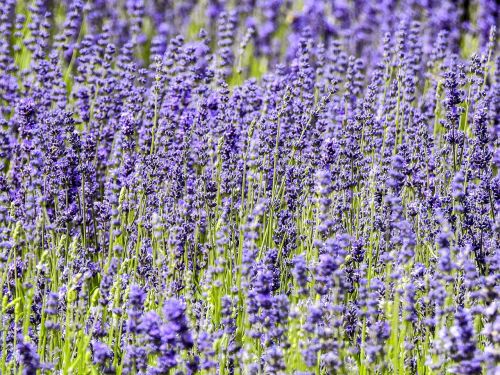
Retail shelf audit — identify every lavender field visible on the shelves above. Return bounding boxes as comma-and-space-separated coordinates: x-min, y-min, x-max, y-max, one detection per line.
0, 0, 499, 374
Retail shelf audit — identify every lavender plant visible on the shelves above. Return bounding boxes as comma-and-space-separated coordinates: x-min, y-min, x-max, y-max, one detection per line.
0, 0, 498, 374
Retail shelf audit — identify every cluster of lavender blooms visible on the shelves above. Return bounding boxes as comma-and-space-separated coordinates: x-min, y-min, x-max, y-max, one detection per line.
0, 0, 498, 374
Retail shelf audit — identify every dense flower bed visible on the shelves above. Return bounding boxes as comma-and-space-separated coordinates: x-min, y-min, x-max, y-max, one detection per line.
0, 0, 498, 374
